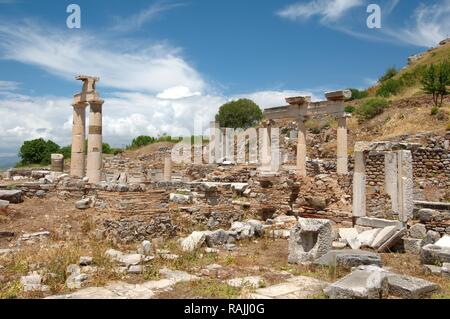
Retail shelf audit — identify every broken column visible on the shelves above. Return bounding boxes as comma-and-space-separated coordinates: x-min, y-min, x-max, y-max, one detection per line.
352, 151, 367, 220
384, 152, 399, 214
259, 127, 272, 170
86, 99, 104, 184
164, 156, 172, 182
51, 154, 64, 172
70, 102, 87, 178
397, 150, 413, 223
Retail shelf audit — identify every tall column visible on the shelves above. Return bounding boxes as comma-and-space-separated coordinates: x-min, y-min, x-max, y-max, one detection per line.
70, 102, 87, 178
86, 100, 104, 184
352, 151, 367, 220
336, 116, 348, 175
384, 152, 399, 214
296, 117, 307, 176
397, 150, 413, 223
164, 156, 172, 182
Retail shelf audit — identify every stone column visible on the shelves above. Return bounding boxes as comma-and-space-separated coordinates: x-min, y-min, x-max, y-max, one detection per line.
259, 127, 271, 170
397, 150, 413, 223
336, 116, 348, 175
352, 151, 367, 219
86, 100, 104, 184
384, 152, 399, 214
70, 102, 87, 178
296, 117, 307, 176
208, 122, 220, 164
163, 156, 172, 182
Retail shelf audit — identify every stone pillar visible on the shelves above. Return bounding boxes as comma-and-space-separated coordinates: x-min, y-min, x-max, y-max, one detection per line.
296, 117, 307, 176
336, 116, 348, 175
384, 152, 399, 214
270, 127, 280, 172
352, 151, 366, 219
209, 122, 220, 164
51, 154, 64, 172
86, 100, 104, 184
259, 127, 271, 170
397, 150, 413, 223
70, 102, 87, 178
164, 156, 172, 182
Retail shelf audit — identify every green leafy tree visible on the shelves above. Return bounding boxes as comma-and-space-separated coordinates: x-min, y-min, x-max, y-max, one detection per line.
215, 99, 263, 129
421, 62, 450, 107
18, 138, 60, 166
60, 145, 72, 159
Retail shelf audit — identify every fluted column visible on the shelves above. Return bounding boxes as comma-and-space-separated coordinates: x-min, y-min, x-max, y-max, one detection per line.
70, 102, 87, 178
336, 116, 348, 175
86, 100, 104, 184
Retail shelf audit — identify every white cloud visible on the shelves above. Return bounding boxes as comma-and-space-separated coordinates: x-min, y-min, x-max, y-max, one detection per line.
0, 80, 19, 91
157, 86, 201, 100
385, 0, 450, 47
0, 22, 205, 93
277, 0, 363, 22
110, 2, 185, 32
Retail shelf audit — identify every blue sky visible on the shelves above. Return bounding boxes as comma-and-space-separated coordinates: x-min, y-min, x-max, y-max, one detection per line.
0, 0, 449, 159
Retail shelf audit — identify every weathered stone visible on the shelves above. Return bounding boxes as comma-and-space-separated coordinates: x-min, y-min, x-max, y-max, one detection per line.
356, 217, 402, 229
332, 241, 347, 249
79, 256, 93, 266
0, 230, 14, 238
0, 199, 9, 211
377, 228, 407, 253
21, 272, 49, 292
435, 235, 450, 249
35, 190, 46, 198
314, 250, 382, 269
137, 240, 153, 256
169, 193, 192, 204
66, 264, 81, 275
339, 228, 361, 250
409, 224, 427, 239
180, 231, 206, 252
387, 273, 439, 298
20, 231, 50, 241
229, 220, 264, 240
66, 273, 89, 289
423, 230, 441, 246
75, 198, 92, 210
105, 249, 145, 266
403, 238, 423, 254
358, 228, 381, 247
324, 265, 389, 299
306, 196, 327, 210
418, 208, 437, 223
128, 265, 143, 274
422, 264, 442, 275
421, 244, 450, 265
205, 229, 230, 247
288, 218, 332, 264
0, 190, 23, 204
371, 226, 399, 249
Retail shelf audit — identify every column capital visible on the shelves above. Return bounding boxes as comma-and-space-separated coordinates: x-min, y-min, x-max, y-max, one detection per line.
72, 101, 88, 108
88, 99, 104, 106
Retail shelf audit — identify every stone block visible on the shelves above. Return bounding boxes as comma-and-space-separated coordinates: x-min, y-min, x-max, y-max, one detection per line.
288, 218, 332, 264
358, 228, 381, 247
403, 238, 423, 255
435, 235, 450, 249
387, 273, 439, 298
339, 228, 361, 250
324, 265, 389, 299
180, 232, 207, 252
421, 244, 450, 265
356, 217, 402, 229
377, 228, 407, 253
314, 250, 382, 269
409, 224, 427, 239
0, 190, 23, 204
371, 226, 399, 249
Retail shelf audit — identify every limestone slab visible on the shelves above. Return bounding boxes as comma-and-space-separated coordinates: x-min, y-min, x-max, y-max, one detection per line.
339, 228, 361, 250
356, 217, 402, 229
387, 273, 439, 298
371, 226, 399, 249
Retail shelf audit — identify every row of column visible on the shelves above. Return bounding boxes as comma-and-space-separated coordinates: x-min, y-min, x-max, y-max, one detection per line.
70, 100, 104, 184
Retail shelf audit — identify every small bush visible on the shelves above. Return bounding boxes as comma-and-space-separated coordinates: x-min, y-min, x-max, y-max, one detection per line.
355, 98, 389, 122
376, 78, 402, 97
379, 67, 398, 83
431, 106, 439, 116
348, 88, 369, 100
344, 105, 355, 113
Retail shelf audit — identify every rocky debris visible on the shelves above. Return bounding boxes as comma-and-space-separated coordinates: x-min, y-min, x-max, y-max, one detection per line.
35, 190, 46, 198
421, 244, 450, 265
314, 250, 382, 269
423, 230, 441, 246
404, 238, 423, 254
0, 190, 23, 204
128, 265, 144, 274
418, 209, 438, 223
229, 220, 264, 240
339, 228, 361, 250
205, 229, 233, 247
288, 218, 332, 264
371, 226, 399, 250
180, 232, 207, 252
250, 276, 327, 299
137, 240, 153, 256
105, 249, 152, 267
423, 264, 443, 275
20, 272, 50, 292
227, 276, 263, 289
75, 197, 93, 210
20, 231, 50, 241
169, 193, 192, 204
378, 228, 407, 253
387, 273, 439, 298
324, 265, 389, 299
305, 196, 327, 210
435, 235, 450, 248
409, 224, 427, 239
355, 217, 402, 229
66, 273, 90, 289
358, 228, 381, 247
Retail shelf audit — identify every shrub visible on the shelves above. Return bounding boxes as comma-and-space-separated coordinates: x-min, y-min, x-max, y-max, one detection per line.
376, 78, 402, 97
18, 138, 60, 166
344, 105, 355, 114
215, 98, 263, 129
355, 98, 389, 122
348, 88, 369, 100
379, 67, 398, 83
431, 106, 439, 116
421, 61, 450, 107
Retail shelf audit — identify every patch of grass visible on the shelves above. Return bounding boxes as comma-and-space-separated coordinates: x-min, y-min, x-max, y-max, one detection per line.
186, 279, 241, 299
355, 98, 389, 122
0, 279, 22, 299
307, 292, 329, 299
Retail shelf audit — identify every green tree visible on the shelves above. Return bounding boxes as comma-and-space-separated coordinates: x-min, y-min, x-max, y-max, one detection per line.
129, 135, 155, 149
379, 67, 398, 83
348, 88, 369, 100
421, 62, 450, 107
18, 138, 60, 166
215, 98, 263, 129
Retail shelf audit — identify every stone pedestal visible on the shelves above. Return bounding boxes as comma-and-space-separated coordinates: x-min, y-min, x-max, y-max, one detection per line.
336, 116, 348, 175
70, 102, 87, 178
164, 156, 172, 182
51, 154, 64, 172
296, 118, 307, 176
86, 100, 103, 184
352, 151, 366, 218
